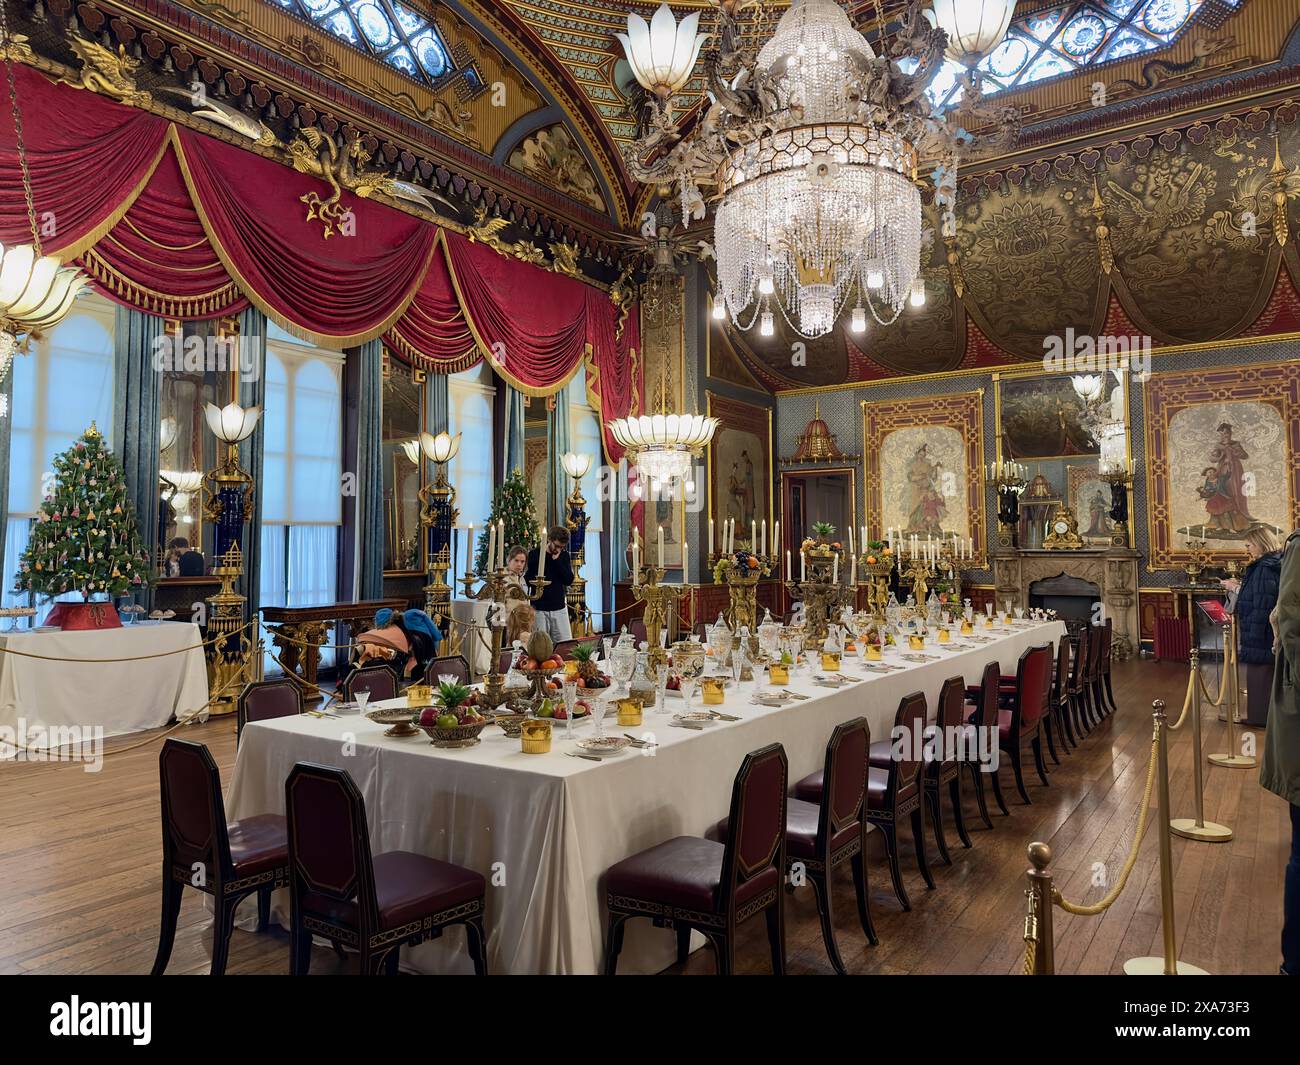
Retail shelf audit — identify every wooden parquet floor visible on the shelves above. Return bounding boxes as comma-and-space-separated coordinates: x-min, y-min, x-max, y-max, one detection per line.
0, 658, 1288, 975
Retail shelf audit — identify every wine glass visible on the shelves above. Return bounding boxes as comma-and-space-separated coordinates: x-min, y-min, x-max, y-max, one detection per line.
655, 664, 670, 714
730, 638, 744, 689
679, 671, 697, 711
562, 677, 579, 741
588, 691, 608, 740
354, 689, 371, 715
601, 635, 613, 671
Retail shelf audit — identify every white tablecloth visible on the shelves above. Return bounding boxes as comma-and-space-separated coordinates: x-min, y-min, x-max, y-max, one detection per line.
449, 599, 493, 678
0, 621, 210, 747
226, 621, 1064, 973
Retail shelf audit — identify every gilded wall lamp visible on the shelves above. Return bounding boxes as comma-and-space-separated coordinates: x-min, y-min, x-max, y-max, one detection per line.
561, 450, 593, 637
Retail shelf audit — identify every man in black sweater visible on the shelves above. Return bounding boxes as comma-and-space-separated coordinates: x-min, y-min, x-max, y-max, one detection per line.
527, 526, 575, 642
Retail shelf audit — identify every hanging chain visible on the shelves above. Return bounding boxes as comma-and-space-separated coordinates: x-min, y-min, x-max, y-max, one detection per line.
0, 2, 41, 254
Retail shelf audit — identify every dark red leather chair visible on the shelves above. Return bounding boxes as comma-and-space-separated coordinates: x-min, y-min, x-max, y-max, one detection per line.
926, 677, 972, 861
152, 739, 289, 975
1095, 618, 1116, 715
343, 664, 398, 703
425, 654, 471, 687
996, 644, 1054, 805
715, 720, 876, 974
284, 762, 488, 975
796, 692, 932, 910
499, 647, 517, 675
604, 744, 788, 975
962, 660, 1002, 823
1050, 636, 1076, 751
1068, 627, 1092, 736
236, 679, 303, 744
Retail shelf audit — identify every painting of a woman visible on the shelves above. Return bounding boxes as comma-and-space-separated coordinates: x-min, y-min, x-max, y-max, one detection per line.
905, 445, 947, 535
1198, 422, 1257, 534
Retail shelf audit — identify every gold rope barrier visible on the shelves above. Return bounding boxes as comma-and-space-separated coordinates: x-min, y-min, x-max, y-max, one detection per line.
1051, 716, 1160, 916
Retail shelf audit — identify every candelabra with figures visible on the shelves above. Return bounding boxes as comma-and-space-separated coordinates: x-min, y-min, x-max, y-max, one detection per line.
460, 530, 548, 710
783, 525, 847, 651
631, 560, 685, 675
200, 401, 260, 712
709, 517, 776, 666
989, 459, 1028, 548
1099, 456, 1134, 548
417, 431, 460, 650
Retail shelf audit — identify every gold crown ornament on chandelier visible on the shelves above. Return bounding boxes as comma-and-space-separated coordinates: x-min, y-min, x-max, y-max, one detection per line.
0, 8, 89, 417
616, 0, 1018, 339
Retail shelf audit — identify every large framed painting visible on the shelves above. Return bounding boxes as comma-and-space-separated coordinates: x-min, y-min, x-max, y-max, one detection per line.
707, 392, 774, 552
863, 392, 986, 549
1067, 463, 1114, 546
995, 371, 1123, 460
1143, 361, 1300, 568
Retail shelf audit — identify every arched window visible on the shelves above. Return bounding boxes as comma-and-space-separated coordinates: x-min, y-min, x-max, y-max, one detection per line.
3, 293, 116, 608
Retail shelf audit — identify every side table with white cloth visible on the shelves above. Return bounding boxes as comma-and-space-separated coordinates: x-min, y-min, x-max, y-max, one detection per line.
226, 620, 1065, 973
449, 598, 495, 678
0, 621, 210, 747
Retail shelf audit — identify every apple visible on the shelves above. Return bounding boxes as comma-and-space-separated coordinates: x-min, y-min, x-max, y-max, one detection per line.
553, 706, 568, 720
667, 676, 681, 691
419, 707, 439, 726
435, 713, 459, 728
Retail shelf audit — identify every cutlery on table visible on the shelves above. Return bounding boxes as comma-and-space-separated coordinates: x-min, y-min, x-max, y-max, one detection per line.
782, 689, 810, 700
624, 733, 657, 748
670, 721, 705, 731
566, 750, 603, 762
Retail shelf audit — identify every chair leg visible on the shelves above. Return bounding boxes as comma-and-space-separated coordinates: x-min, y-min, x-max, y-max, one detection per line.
966, 761, 993, 828
949, 775, 972, 848
926, 786, 952, 866
1093, 679, 1109, 717
910, 804, 935, 890
1010, 740, 1031, 805
849, 848, 879, 945
809, 871, 845, 974
465, 915, 489, 975
990, 756, 1011, 815
256, 885, 271, 933
765, 897, 785, 976
331, 941, 348, 962
1032, 732, 1050, 787
385, 948, 400, 975
150, 875, 184, 976
604, 913, 628, 976
1103, 672, 1118, 714
676, 924, 691, 963
290, 924, 312, 976
1059, 702, 1077, 748
210, 897, 237, 976
877, 820, 910, 910
1044, 714, 1062, 766
709, 930, 735, 975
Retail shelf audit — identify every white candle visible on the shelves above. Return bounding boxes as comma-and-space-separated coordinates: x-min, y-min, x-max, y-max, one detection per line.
682, 539, 689, 582
497, 520, 506, 569
774, 521, 780, 559
800, 550, 806, 582
487, 523, 497, 572
750, 520, 756, 551
535, 525, 544, 579
466, 523, 474, 573
786, 549, 792, 581
832, 553, 839, 585
709, 518, 715, 556
850, 553, 857, 586
848, 525, 855, 556
760, 519, 767, 557
658, 525, 664, 568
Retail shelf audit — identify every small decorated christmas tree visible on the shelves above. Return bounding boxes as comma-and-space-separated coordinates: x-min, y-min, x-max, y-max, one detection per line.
474, 468, 540, 574
14, 423, 154, 604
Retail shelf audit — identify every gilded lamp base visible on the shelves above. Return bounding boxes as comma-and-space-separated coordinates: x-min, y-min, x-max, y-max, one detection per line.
1169, 818, 1233, 843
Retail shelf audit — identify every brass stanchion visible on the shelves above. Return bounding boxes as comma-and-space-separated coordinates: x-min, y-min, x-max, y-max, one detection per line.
1124, 699, 1210, 976
1170, 645, 1233, 842
1024, 843, 1055, 975
1208, 617, 1256, 769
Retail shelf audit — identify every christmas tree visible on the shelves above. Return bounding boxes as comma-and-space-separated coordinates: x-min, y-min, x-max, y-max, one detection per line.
14, 423, 154, 600
474, 468, 540, 574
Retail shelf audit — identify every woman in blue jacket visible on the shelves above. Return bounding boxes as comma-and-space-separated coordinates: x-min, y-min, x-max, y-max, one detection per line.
1223, 528, 1283, 726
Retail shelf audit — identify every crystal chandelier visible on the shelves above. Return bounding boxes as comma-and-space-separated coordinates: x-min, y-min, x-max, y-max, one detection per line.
0, 11, 88, 416
617, 0, 1016, 339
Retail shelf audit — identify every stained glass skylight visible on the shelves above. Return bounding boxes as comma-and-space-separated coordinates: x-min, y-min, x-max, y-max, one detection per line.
270, 0, 466, 90
912, 0, 1240, 110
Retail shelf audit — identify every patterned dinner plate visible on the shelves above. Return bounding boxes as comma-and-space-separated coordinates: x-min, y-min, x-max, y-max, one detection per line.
576, 736, 631, 756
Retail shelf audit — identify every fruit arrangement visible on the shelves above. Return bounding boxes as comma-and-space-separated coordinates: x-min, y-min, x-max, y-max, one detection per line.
532, 696, 591, 720
569, 642, 610, 689
418, 681, 491, 747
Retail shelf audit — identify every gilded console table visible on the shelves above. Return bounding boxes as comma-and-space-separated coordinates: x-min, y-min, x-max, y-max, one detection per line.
261, 599, 405, 700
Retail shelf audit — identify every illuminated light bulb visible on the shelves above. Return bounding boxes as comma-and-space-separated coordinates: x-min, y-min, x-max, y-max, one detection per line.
760, 311, 774, 337
865, 262, 884, 289
712, 297, 726, 320
850, 305, 867, 332
685, 478, 696, 493
758, 274, 775, 295
909, 278, 926, 307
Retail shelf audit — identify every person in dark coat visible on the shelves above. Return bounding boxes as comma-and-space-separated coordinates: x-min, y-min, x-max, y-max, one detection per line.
1222, 528, 1283, 726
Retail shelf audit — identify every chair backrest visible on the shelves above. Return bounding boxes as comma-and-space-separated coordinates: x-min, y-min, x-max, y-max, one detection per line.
627, 619, 648, 647
719, 743, 788, 909
1069, 628, 1090, 690
928, 676, 966, 767
345, 665, 398, 703
552, 638, 588, 661
819, 718, 870, 841
1015, 644, 1054, 726
425, 654, 471, 686
888, 692, 929, 798
1100, 618, 1113, 671
973, 660, 1001, 731
158, 738, 231, 880
1086, 622, 1104, 677
237, 679, 303, 743
285, 762, 378, 933
1052, 637, 1071, 703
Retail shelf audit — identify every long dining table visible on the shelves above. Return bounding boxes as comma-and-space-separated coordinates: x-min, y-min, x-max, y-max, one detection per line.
225, 619, 1066, 974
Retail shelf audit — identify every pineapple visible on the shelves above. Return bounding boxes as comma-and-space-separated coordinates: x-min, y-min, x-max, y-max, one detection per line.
571, 642, 598, 681
436, 681, 471, 711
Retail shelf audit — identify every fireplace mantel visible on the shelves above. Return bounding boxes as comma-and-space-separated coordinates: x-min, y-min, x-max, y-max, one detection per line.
990, 547, 1142, 660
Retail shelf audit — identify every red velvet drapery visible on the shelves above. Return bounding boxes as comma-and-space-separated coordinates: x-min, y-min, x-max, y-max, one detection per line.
0, 65, 640, 455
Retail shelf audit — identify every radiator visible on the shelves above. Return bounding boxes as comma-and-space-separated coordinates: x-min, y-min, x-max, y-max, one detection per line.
1153, 617, 1190, 662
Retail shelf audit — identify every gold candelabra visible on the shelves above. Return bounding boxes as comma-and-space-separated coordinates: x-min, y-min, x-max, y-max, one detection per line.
417, 431, 461, 649
785, 545, 845, 650
632, 564, 686, 672
460, 564, 548, 710
1182, 535, 1214, 585
562, 451, 593, 637
710, 549, 773, 663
